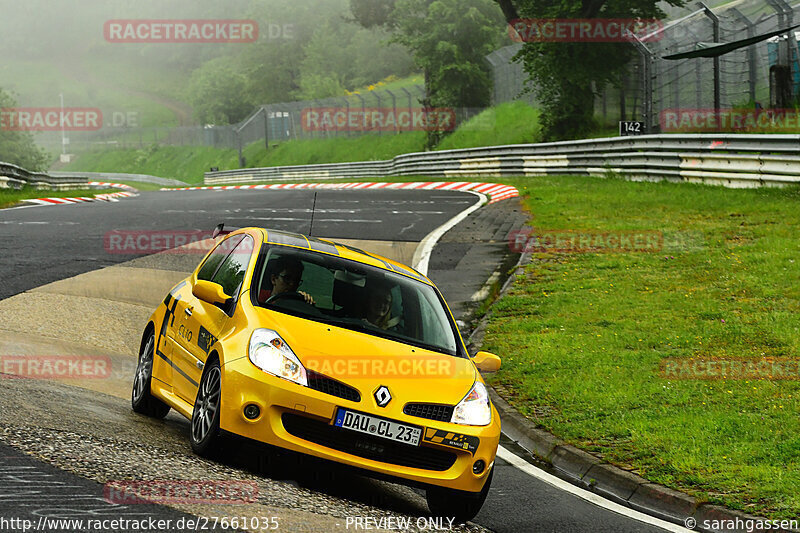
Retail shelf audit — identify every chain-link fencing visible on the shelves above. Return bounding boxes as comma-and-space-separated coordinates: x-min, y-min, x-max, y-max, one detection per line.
489, 1, 800, 133
37, 85, 427, 154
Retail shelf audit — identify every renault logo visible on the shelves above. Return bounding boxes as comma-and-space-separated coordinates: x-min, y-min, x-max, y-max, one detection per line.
374, 386, 392, 407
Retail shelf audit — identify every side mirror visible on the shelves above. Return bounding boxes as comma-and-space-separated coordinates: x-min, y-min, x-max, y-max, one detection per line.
472, 351, 502, 372
192, 279, 231, 305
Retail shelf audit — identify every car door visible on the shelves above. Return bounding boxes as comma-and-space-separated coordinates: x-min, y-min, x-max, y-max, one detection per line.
172, 234, 254, 403
152, 280, 194, 391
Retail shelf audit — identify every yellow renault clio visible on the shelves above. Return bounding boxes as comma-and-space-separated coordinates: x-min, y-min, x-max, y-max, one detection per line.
131, 227, 502, 521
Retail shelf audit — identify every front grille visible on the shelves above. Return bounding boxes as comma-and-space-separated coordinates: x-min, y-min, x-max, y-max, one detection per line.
282, 413, 457, 471
403, 403, 454, 422
307, 370, 360, 402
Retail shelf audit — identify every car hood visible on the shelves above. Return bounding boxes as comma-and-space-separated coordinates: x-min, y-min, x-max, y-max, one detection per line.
260, 310, 477, 408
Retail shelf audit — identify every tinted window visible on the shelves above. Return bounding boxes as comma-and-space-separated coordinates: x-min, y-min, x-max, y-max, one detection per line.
197, 234, 244, 282
212, 235, 253, 297
253, 246, 460, 356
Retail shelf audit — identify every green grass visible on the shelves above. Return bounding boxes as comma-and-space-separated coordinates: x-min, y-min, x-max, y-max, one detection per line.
243, 132, 428, 166
63, 145, 241, 184
479, 175, 800, 519
436, 102, 542, 150
64, 101, 549, 184
0, 187, 117, 208
350, 74, 425, 94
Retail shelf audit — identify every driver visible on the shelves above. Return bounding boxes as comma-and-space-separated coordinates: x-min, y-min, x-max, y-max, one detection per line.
258, 256, 315, 305
361, 280, 399, 329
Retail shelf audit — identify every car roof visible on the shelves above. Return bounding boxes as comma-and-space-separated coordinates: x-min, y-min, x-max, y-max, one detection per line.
242, 227, 432, 285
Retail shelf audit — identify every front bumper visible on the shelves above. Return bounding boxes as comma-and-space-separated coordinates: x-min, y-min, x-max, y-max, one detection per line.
219, 356, 500, 493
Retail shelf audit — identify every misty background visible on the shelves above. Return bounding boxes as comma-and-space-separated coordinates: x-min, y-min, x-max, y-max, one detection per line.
0, 0, 415, 128
0, 0, 754, 172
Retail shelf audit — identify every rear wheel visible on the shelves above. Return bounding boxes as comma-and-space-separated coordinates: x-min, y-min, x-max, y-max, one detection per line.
131, 330, 171, 419
190, 359, 223, 457
426, 468, 493, 524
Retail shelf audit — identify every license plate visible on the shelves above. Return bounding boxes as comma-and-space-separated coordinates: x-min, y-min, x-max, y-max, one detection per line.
334, 408, 421, 446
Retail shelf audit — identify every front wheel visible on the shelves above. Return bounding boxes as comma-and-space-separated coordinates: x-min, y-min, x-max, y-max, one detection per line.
190, 359, 223, 457
131, 330, 171, 419
426, 468, 493, 524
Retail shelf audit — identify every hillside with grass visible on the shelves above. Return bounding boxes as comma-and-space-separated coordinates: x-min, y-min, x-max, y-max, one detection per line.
64, 102, 544, 183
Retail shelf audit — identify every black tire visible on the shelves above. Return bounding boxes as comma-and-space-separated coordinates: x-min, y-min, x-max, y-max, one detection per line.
131, 329, 171, 419
190, 358, 223, 457
426, 468, 493, 524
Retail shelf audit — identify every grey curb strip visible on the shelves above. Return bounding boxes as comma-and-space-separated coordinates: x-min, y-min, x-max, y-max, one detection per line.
466, 243, 798, 533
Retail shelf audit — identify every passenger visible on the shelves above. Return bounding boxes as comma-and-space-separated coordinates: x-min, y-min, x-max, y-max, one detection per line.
362, 281, 399, 329
259, 256, 315, 305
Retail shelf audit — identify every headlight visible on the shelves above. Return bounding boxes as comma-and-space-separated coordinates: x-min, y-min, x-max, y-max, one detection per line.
451, 381, 491, 426
248, 329, 307, 387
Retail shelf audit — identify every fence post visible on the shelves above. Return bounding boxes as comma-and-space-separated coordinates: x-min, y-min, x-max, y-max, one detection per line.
262, 107, 270, 150
730, 8, 757, 104
701, 3, 721, 114
375, 91, 383, 136
355, 93, 365, 138
769, 0, 799, 99
631, 35, 654, 131
620, 71, 627, 121
387, 89, 398, 134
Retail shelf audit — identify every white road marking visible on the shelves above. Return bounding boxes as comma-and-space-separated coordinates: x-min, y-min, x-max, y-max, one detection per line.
390, 211, 444, 215
412, 191, 486, 275
248, 217, 382, 223
496, 447, 691, 532
470, 270, 501, 301
2, 204, 43, 211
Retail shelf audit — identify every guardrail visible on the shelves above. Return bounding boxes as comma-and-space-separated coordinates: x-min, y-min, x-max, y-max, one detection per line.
204, 134, 800, 188
49, 171, 188, 187
0, 161, 89, 191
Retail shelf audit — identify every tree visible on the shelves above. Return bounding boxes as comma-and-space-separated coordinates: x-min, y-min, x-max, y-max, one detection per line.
387, 0, 507, 147
493, 0, 683, 140
187, 58, 255, 125
293, 19, 413, 100
0, 88, 49, 171
350, 0, 396, 28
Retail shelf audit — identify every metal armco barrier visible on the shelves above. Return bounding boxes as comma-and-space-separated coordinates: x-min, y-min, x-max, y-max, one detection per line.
204, 134, 800, 188
49, 171, 187, 187
0, 161, 89, 190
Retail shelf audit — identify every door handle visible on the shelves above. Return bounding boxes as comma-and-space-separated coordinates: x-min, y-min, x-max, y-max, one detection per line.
184, 307, 193, 317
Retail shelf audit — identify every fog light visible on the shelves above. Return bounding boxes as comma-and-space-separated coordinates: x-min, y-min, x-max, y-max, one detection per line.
243, 404, 261, 420
473, 460, 486, 474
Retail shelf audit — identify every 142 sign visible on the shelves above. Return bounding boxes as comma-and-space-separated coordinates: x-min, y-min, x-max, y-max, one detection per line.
619, 121, 645, 136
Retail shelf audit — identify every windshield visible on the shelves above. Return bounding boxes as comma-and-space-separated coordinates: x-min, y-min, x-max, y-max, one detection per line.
251, 245, 462, 357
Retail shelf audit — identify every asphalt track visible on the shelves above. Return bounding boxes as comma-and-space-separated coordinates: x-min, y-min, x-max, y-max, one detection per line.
0, 189, 474, 300
0, 188, 677, 533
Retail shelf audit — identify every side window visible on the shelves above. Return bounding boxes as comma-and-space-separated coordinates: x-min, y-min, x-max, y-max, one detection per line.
212, 235, 254, 297
198, 235, 244, 282
418, 289, 456, 353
